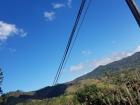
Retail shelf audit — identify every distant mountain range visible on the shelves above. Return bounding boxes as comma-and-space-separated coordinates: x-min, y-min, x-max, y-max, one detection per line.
1, 52, 140, 105
76, 52, 140, 80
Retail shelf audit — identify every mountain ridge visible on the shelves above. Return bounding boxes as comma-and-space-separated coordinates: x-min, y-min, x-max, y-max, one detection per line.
1, 52, 140, 105
75, 52, 140, 81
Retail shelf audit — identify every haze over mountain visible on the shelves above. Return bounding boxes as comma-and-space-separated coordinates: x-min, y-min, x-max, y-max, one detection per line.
76, 51, 140, 80
1, 51, 140, 105
3, 52, 140, 98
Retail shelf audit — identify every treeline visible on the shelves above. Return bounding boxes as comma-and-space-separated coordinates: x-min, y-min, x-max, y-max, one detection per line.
0, 70, 140, 105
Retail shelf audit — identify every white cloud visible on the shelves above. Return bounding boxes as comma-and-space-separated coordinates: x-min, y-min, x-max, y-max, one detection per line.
91, 46, 140, 69
44, 0, 72, 22
52, 0, 72, 9
69, 45, 140, 72
91, 52, 130, 68
133, 45, 140, 52
67, 0, 72, 7
52, 3, 65, 9
69, 63, 84, 72
0, 21, 27, 42
18, 29, 27, 37
44, 11, 55, 21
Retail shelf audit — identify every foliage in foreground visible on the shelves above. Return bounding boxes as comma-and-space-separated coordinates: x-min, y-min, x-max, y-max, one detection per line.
0, 70, 140, 105
0, 69, 3, 94
76, 70, 140, 105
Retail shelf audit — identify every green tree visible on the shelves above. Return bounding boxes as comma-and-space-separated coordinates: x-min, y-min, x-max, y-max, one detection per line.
0, 69, 3, 94
76, 84, 104, 105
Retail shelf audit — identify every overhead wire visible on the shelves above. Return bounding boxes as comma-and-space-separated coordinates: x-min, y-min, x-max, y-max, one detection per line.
56, 0, 92, 84
52, 0, 140, 87
53, 0, 92, 86
52, 0, 86, 85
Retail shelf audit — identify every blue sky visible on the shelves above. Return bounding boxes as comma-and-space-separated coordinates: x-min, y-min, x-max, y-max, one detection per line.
0, 0, 140, 93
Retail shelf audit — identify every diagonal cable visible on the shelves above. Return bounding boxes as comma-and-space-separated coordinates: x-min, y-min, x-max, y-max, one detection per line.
53, 0, 87, 86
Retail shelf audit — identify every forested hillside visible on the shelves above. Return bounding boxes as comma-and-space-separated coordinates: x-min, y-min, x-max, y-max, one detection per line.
0, 52, 140, 105
0, 70, 140, 105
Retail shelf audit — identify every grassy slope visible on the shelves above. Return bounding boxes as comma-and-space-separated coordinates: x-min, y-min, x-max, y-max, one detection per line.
1, 52, 140, 105
1, 70, 140, 105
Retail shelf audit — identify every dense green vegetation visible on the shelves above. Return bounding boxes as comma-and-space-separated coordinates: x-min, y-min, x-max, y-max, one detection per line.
0, 70, 140, 105
1, 52, 140, 105
76, 70, 140, 105
0, 69, 3, 94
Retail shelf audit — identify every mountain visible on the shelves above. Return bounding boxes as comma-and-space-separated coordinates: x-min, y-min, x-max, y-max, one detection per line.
76, 52, 140, 80
1, 69, 140, 105
1, 52, 140, 105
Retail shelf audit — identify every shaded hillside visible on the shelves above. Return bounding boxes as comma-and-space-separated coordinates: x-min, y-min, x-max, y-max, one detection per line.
0, 84, 71, 105
1, 52, 140, 105
1, 70, 140, 105
76, 52, 140, 80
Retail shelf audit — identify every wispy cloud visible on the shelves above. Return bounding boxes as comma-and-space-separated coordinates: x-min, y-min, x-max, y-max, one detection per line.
91, 47, 140, 69
0, 21, 27, 42
69, 63, 84, 72
91, 52, 131, 68
44, 0, 72, 22
52, 0, 72, 9
67, 0, 72, 8
69, 45, 140, 72
82, 50, 93, 56
133, 45, 140, 52
52, 3, 65, 9
18, 29, 27, 37
44, 11, 55, 21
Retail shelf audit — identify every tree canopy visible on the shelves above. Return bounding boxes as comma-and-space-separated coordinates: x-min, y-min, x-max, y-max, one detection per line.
0, 69, 3, 94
